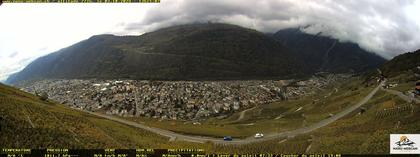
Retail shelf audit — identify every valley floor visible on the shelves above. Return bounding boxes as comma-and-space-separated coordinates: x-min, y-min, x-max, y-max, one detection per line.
1, 74, 419, 154
76, 79, 385, 145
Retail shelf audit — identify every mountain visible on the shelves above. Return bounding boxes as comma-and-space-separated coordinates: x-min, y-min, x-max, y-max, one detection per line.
6, 24, 387, 84
0, 83, 170, 148
6, 23, 306, 84
380, 49, 420, 78
272, 28, 386, 73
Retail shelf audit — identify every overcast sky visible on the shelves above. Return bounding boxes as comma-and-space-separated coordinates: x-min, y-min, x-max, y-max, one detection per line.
1, 0, 420, 81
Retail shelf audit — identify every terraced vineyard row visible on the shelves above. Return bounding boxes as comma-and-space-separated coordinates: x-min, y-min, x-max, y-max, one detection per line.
375, 104, 414, 119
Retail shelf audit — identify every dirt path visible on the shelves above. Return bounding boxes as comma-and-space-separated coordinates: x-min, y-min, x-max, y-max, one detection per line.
230, 106, 257, 123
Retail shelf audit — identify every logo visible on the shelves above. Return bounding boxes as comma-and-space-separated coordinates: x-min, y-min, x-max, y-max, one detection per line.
395, 136, 415, 147
390, 134, 420, 154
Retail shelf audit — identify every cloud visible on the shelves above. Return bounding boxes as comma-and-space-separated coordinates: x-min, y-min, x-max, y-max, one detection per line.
8, 51, 19, 58
0, 3, 156, 82
124, 0, 420, 59
0, 57, 34, 82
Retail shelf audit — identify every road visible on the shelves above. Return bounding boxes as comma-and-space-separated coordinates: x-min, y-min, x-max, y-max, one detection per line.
81, 80, 386, 145
381, 88, 420, 104
230, 106, 257, 123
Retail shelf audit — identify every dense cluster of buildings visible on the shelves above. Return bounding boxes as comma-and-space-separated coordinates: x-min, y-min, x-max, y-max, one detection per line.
18, 74, 348, 121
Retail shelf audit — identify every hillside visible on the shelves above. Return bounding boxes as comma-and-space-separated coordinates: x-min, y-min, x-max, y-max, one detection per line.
380, 49, 420, 78
273, 28, 386, 73
6, 24, 305, 84
0, 83, 203, 148
7, 24, 388, 84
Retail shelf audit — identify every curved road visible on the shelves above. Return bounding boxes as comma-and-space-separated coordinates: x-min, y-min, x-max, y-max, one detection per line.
81, 80, 386, 145
230, 106, 257, 123
381, 88, 420, 104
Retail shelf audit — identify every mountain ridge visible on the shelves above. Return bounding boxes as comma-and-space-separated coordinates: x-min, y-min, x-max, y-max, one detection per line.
380, 49, 420, 77
6, 23, 386, 84
6, 23, 304, 84
272, 28, 386, 73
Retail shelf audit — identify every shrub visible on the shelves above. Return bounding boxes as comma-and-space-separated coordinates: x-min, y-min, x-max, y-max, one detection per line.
39, 92, 49, 101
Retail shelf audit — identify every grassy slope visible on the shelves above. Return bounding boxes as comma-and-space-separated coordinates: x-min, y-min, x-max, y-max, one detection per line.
387, 71, 417, 92
310, 90, 419, 154
380, 49, 420, 78
210, 77, 420, 154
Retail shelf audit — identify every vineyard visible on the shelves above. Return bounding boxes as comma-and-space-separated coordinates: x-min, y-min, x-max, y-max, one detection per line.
0, 83, 173, 148
212, 136, 311, 154
375, 104, 415, 119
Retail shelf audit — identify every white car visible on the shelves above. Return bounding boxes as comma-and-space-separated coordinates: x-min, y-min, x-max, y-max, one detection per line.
254, 133, 264, 138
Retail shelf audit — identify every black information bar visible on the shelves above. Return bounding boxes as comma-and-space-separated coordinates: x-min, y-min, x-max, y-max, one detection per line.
1, 149, 419, 157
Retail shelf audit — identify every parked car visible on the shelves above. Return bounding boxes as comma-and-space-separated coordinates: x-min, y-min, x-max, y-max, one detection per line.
223, 136, 233, 141
254, 133, 264, 138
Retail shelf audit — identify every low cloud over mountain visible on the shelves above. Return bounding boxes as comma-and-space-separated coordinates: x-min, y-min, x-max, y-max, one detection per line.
125, 0, 420, 59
